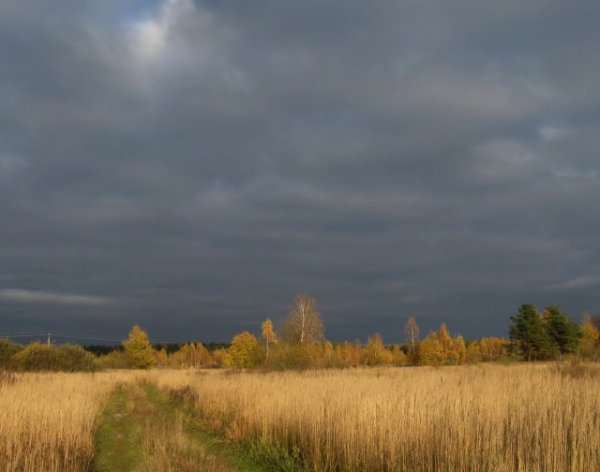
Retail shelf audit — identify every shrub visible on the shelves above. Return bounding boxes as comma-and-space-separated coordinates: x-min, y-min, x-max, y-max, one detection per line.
55, 344, 97, 372
10, 343, 59, 371
97, 349, 133, 369
265, 343, 318, 370
9, 343, 97, 372
0, 338, 23, 368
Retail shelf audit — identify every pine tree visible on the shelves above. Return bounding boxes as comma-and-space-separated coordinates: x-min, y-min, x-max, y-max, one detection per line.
542, 305, 582, 356
509, 304, 553, 361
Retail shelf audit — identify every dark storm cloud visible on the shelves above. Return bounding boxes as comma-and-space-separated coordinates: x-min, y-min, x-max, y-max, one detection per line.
1, 0, 600, 342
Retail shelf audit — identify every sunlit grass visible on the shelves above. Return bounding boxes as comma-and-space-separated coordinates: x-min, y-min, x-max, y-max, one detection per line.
155, 364, 600, 471
0, 370, 142, 472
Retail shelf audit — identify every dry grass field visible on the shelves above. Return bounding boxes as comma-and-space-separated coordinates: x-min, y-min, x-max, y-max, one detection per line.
155, 364, 600, 472
2, 364, 600, 471
0, 370, 143, 472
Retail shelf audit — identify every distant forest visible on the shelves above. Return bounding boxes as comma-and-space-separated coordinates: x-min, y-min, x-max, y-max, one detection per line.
1, 294, 599, 372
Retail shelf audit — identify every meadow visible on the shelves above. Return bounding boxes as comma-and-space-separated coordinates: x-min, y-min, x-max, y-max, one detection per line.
155, 364, 600, 472
0, 370, 144, 472
2, 364, 600, 471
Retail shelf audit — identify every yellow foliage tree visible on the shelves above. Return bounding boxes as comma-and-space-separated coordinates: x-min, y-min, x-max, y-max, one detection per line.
122, 325, 156, 369
466, 341, 482, 363
453, 335, 467, 365
336, 341, 361, 367
419, 335, 444, 366
478, 337, 509, 361
224, 332, 262, 369
168, 343, 212, 369
155, 347, 168, 368
392, 345, 408, 366
362, 334, 393, 366
438, 323, 453, 354
261, 318, 277, 358
579, 315, 600, 359
212, 348, 227, 367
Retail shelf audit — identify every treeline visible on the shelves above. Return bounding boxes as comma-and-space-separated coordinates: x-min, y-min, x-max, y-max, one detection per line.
215, 297, 600, 369
2, 294, 600, 372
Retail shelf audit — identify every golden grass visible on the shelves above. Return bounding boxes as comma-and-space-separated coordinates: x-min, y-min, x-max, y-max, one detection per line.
155, 364, 600, 472
131, 382, 234, 472
0, 370, 143, 472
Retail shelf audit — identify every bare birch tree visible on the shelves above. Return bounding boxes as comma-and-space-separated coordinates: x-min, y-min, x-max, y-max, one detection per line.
283, 293, 324, 345
261, 318, 276, 358
405, 316, 420, 355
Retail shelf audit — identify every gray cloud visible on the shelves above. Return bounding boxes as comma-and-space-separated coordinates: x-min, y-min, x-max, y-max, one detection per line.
0, 289, 112, 306
1, 0, 599, 342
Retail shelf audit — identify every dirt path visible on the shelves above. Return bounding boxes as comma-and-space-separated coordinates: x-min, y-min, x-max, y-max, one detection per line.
93, 382, 265, 472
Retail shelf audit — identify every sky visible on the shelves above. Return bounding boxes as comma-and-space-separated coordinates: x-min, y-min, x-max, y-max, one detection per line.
1, 0, 600, 344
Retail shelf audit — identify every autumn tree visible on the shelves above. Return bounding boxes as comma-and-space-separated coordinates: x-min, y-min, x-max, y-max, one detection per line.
168, 343, 211, 368
405, 317, 420, 352
418, 323, 466, 366
261, 318, 276, 358
579, 314, 600, 359
282, 293, 324, 345
224, 332, 262, 369
392, 345, 408, 366
478, 337, 509, 361
453, 335, 467, 365
437, 322, 454, 362
319, 341, 345, 368
335, 341, 361, 367
418, 334, 444, 366
361, 333, 393, 366
155, 347, 168, 368
212, 348, 227, 367
466, 341, 482, 363
123, 324, 156, 369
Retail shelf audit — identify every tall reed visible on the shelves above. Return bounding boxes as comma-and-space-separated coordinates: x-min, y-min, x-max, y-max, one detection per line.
156, 364, 600, 471
0, 371, 141, 472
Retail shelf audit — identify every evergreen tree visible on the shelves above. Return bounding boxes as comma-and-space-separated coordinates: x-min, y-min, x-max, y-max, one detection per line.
542, 305, 582, 356
509, 304, 553, 361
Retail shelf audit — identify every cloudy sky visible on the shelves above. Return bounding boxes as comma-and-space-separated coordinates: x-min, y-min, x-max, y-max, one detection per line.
1, 0, 599, 343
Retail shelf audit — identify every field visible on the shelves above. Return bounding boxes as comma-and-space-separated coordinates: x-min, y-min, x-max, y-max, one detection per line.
2, 364, 600, 471
0, 370, 144, 471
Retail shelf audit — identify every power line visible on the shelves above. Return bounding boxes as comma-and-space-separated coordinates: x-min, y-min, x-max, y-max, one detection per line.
51, 333, 124, 342
0, 333, 47, 338
0, 331, 230, 344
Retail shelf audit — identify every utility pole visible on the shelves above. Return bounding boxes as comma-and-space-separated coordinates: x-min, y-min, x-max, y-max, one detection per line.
47, 332, 51, 346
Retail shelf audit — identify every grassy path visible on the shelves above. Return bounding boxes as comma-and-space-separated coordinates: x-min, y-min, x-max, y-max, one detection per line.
93, 386, 142, 471
92, 382, 268, 472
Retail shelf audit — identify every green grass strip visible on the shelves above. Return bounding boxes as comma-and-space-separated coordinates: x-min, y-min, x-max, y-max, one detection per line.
93, 386, 143, 472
